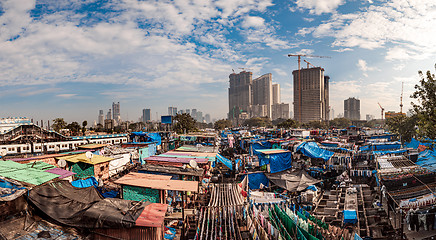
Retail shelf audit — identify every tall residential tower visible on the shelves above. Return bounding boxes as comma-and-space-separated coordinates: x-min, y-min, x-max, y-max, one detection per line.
293, 67, 329, 123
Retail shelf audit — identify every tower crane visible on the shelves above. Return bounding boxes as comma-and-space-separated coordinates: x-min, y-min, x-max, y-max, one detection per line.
378, 102, 385, 128
288, 54, 331, 122
400, 82, 404, 113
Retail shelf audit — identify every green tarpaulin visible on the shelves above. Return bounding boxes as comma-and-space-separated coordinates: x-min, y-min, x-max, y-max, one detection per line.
0, 161, 59, 185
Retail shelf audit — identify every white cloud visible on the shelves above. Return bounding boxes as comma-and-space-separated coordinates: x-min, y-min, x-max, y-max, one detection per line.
309, 0, 436, 59
57, 94, 77, 98
273, 68, 288, 77
357, 59, 377, 72
295, 0, 346, 15
242, 16, 265, 28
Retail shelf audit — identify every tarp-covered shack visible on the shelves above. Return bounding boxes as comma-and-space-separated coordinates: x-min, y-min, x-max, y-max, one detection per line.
28, 181, 167, 240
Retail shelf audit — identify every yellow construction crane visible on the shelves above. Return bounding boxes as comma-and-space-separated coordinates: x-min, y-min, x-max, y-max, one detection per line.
400, 82, 404, 113
378, 102, 385, 128
288, 54, 331, 122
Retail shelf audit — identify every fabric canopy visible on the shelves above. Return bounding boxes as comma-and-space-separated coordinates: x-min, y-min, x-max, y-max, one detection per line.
242, 172, 269, 190
266, 169, 321, 192
29, 181, 150, 228
257, 151, 293, 173
296, 142, 334, 161
416, 150, 436, 172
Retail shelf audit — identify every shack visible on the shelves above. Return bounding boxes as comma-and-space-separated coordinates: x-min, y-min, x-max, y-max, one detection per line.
56, 153, 114, 181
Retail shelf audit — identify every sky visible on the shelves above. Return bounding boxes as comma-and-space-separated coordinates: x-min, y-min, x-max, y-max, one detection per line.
0, 0, 435, 124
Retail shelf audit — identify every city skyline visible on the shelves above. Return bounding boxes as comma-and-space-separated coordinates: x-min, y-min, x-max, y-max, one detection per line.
0, 0, 434, 123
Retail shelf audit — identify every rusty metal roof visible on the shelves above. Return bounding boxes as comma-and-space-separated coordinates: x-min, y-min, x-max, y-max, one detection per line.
115, 172, 198, 192
135, 203, 168, 227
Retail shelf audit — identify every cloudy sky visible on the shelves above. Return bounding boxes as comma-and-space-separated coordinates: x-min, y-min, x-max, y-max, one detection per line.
0, 0, 435, 124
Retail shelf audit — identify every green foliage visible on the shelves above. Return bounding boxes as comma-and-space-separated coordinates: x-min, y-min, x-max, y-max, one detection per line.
385, 115, 417, 144
303, 120, 327, 129
52, 118, 67, 132
66, 122, 81, 135
214, 119, 232, 130
329, 118, 352, 129
173, 113, 197, 134
276, 119, 300, 129
411, 65, 436, 140
82, 120, 88, 134
243, 117, 272, 128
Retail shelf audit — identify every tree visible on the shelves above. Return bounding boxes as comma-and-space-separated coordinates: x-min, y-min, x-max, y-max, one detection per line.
411, 64, 436, 140
82, 120, 88, 135
243, 117, 272, 128
276, 119, 299, 129
329, 118, 352, 129
304, 121, 327, 129
386, 115, 417, 144
52, 118, 67, 132
214, 119, 232, 130
66, 122, 81, 135
173, 113, 197, 134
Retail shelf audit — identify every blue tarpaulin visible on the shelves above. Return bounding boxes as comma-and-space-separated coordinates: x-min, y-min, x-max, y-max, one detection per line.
0, 178, 25, 198
343, 210, 358, 224
296, 142, 334, 161
214, 154, 241, 170
360, 142, 402, 151
257, 151, 293, 173
130, 132, 161, 145
405, 138, 435, 149
71, 177, 98, 188
416, 150, 436, 172
243, 172, 269, 190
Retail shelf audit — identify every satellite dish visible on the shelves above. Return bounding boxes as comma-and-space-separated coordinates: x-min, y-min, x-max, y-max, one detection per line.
189, 159, 198, 169
58, 159, 67, 168
85, 151, 93, 160
182, 164, 187, 169
0, 149, 7, 157
54, 146, 60, 152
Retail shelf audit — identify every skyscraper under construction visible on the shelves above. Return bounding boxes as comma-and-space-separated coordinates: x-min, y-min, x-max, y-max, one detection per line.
293, 67, 329, 123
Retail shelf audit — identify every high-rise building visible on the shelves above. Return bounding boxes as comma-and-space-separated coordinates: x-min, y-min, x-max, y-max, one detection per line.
293, 67, 329, 123
106, 109, 112, 120
272, 83, 280, 105
252, 73, 272, 118
228, 71, 252, 120
191, 109, 197, 119
142, 109, 151, 122
112, 102, 120, 122
168, 107, 177, 116
186, 109, 190, 115
272, 103, 290, 120
205, 114, 211, 123
98, 110, 104, 125
366, 114, 374, 121
197, 111, 203, 122
344, 97, 360, 120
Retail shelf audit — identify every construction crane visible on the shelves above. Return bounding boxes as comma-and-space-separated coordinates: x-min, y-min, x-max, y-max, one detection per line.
303, 59, 325, 70
378, 102, 385, 128
288, 54, 331, 122
400, 82, 404, 113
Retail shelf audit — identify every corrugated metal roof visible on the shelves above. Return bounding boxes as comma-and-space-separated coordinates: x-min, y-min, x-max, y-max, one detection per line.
45, 168, 76, 179
115, 173, 198, 192
24, 161, 56, 170
0, 160, 59, 185
135, 203, 168, 227
144, 156, 209, 164
57, 153, 114, 165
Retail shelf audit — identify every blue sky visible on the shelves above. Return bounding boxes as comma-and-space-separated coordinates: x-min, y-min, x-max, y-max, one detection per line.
0, 0, 435, 124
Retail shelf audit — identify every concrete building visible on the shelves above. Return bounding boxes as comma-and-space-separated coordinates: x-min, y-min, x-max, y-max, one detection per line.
366, 114, 375, 121
272, 103, 290, 120
228, 71, 252, 120
344, 97, 360, 120
293, 67, 329, 123
142, 109, 151, 122
168, 107, 177, 116
112, 102, 120, 123
106, 109, 112, 120
185, 109, 190, 115
252, 73, 273, 118
191, 109, 197, 119
98, 110, 104, 126
205, 114, 211, 123
251, 105, 269, 118
272, 83, 280, 105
